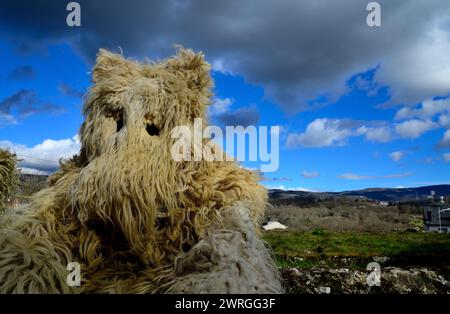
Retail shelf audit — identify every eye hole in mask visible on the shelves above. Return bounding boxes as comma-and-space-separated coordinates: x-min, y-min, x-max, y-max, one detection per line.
144, 112, 160, 136
116, 114, 124, 132
105, 109, 124, 133
146, 123, 160, 136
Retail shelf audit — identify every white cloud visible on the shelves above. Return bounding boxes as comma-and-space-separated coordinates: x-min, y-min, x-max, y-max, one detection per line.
338, 173, 371, 180
363, 126, 392, 143
395, 98, 450, 120
264, 184, 317, 192
338, 172, 411, 180
286, 119, 352, 148
389, 151, 405, 162
444, 153, 450, 162
286, 116, 441, 149
375, 26, 450, 107
395, 107, 412, 121
208, 97, 233, 116
0, 113, 18, 126
438, 129, 450, 148
211, 58, 234, 75
0, 135, 81, 174
301, 170, 320, 178
394, 119, 437, 139
383, 172, 413, 179
19, 167, 51, 175
438, 114, 450, 128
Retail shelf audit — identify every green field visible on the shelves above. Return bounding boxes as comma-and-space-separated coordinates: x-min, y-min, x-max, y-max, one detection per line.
263, 230, 450, 269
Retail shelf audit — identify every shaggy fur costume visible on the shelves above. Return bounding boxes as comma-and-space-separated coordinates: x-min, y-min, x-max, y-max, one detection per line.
0, 149, 18, 211
0, 48, 283, 294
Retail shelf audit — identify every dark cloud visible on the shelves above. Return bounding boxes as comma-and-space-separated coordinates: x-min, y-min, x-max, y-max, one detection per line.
216, 107, 260, 127
1, 1, 450, 112
8, 65, 35, 80
20, 102, 66, 118
0, 89, 37, 114
58, 82, 84, 98
0, 89, 65, 122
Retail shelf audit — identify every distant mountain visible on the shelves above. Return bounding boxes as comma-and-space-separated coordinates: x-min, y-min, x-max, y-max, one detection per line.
334, 185, 450, 202
18, 175, 450, 203
269, 185, 450, 203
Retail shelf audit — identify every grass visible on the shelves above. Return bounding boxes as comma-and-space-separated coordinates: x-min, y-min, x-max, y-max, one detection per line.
263, 230, 450, 269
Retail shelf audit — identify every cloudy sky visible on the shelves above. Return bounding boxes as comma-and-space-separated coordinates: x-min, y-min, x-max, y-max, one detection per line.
0, 0, 449, 191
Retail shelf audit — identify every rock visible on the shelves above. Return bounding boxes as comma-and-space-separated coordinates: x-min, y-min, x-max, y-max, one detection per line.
280, 267, 450, 294
318, 286, 331, 294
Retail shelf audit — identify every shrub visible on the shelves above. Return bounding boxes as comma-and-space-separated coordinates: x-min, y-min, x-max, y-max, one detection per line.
0, 149, 19, 210
312, 228, 326, 236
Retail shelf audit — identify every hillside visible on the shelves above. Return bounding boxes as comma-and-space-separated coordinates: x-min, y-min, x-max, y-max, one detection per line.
269, 185, 450, 203
16, 174, 48, 198
17, 175, 450, 203
335, 185, 450, 202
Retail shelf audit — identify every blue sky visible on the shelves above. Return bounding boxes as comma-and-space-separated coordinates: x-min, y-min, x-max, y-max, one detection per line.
0, 1, 449, 191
